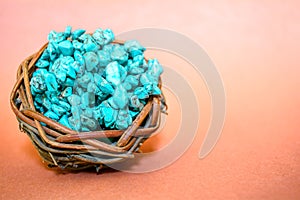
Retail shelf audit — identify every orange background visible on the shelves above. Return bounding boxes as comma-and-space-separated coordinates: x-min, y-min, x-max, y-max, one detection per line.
1, 0, 300, 199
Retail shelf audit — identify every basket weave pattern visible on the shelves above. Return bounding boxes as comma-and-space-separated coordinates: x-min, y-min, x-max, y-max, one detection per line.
10, 41, 164, 171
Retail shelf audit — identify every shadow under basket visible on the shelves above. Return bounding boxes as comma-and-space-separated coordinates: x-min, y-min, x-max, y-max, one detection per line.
10, 42, 166, 172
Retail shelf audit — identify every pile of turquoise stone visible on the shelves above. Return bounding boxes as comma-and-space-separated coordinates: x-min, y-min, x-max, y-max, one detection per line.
30, 26, 163, 132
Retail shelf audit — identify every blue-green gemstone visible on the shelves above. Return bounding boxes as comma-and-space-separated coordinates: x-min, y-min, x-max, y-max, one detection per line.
68, 94, 81, 106
73, 50, 85, 66
58, 40, 74, 56
124, 40, 145, 56
72, 29, 86, 40
40, 50, 50, 60
112, 84, 128, 109
81, 92, 95, 107
47, 43, 58, 61
34, 94, 43, 104
58, 115, 72, 129
72, 40, 84, 51
45, 72, 58, 92
83, 107, 93, 118
95, 75, 114, 95
134, 87, 149, 99
102, 106, 117, 128
58, 100, 71, 112
97, 50, 111, 67
64, 26, 72, 37
42, 97, 51, 110
129, 110, 139, 118
51, 104, 66, 116
71, 105, 82, 120
64, 78, 75, 87
44, 110, 59, 121
61, 87, 72, 97
148, 59, 163, 78
79, 72, 94, 87
81, 115, 98, 131
48, 31, 66, 43
115, 109, 132, 130
111, 44, 128, 64
84, 52, 99, 71
129, 95, 143, 110
68, 116, 81, 131
105, 61, 127, 86
35, 59, 49, 68
93, 28, 114, 46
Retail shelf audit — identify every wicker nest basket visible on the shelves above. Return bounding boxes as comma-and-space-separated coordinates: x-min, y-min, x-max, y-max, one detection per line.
10, 40, 166, 172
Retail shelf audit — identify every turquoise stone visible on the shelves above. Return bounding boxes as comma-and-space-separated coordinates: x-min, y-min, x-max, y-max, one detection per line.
44, 110, 59, 121
45, 72, 58, 92
81, 92, 95, 107
47, 43, 58, 61
134, 87, 149, 99
83, 107, 93, 118
68, 116, 81, 131
105, 61, 127, 86
79, 34, 99, 52
68, 94, 81, 106
58, 100, 71, 112
61, 87, 72, 97
84, 52, 99, 71
102, 106, 117, 128
124, 40, 145, 57
129, 95, 143, 110
58, 115, 72, 129
115, 109, 132, 130
97, 75, 114, 95
148, 59, 163, 78
48, 31, 66, 43
58, 40, 74, 56
40, 50, 50, 60
42, 97, 52, 110
81, 115, 98, 131
76, 72, 93, 88
72, 40, 84, 51
64, 78, 75, 87
97, 50, 111, 67
51, 104, 66, 116
30, 72, 46, 93
111, 44, 128, 64
93, 28, 115, 46
73, 50, 85, 66
71, 29, 86, 40
35, 59, 49, 68
112, 85, 128, 109
64, 26, 72, 37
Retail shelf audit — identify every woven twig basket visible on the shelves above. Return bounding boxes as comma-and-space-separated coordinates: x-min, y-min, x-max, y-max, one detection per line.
10, 40, 166, 171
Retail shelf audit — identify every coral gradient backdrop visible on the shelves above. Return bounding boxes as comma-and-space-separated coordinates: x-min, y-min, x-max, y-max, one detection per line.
1, 0, 299, 199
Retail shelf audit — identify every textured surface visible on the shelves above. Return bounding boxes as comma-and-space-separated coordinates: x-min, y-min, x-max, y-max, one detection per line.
1, 0, 300, 199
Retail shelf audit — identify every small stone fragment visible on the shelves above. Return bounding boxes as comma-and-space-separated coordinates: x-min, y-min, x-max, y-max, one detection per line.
68, 94, 81, 106
44, 110, 59, 121
105, 61, 127, 86
111, 44, 128, 64
84, 52, 99, 71
45, 72, 58, 92
61, 87, 72, 97
58, 40, 74, 56
112, 84, 128, 109
58, 115, 72, 129
72, 29, 86, 40
134, 87, 149, 99
51, 104, 66, 116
